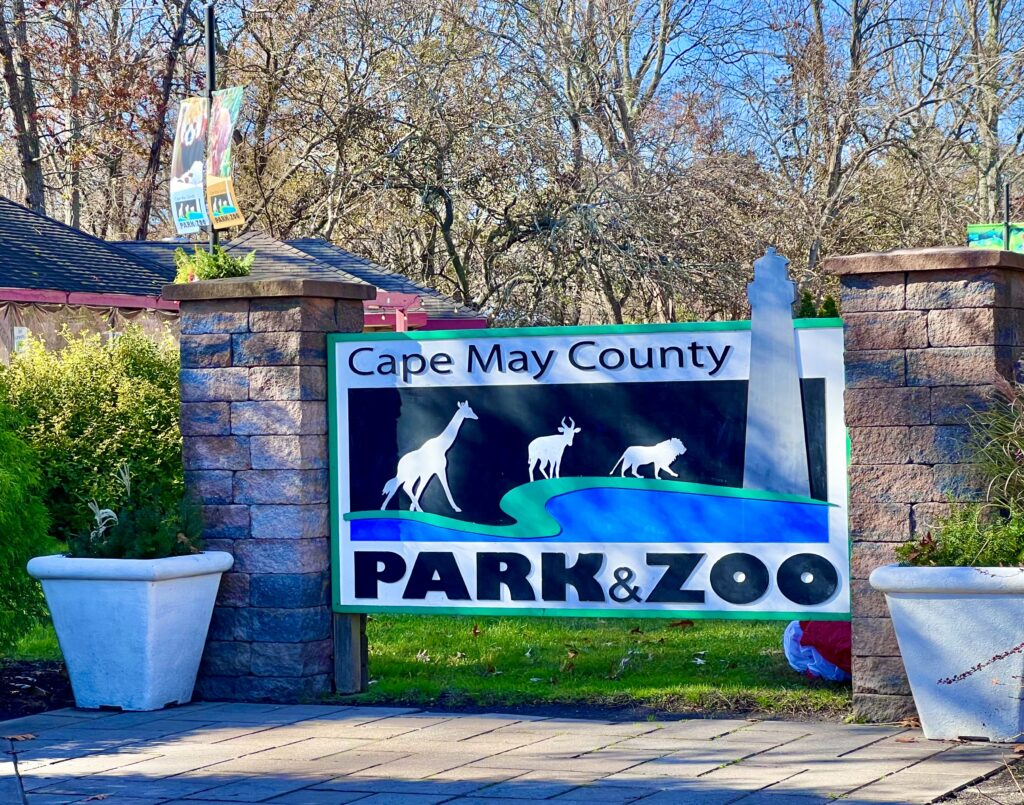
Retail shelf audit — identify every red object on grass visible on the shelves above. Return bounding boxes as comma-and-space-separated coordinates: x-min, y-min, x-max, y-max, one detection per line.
798, 620, 851, 674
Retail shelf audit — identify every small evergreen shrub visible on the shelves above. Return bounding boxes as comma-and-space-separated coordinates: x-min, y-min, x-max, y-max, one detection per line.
68, 464, 203, 560
174, 245, 255, 282
819, 295, 839, 318
0, 400, 56, 652
795, 291, 840, 318
0, 326, 182, 541
796, 290, 817, 318
900, 377, 1024, 567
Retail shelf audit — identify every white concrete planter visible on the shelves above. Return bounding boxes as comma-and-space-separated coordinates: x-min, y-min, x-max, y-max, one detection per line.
28, 552, 233, 711
870, 564, 1024, 742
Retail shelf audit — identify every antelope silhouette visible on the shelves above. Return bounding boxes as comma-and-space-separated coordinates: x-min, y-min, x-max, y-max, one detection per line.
527, 417, 581, 481
381, 401, 478, 513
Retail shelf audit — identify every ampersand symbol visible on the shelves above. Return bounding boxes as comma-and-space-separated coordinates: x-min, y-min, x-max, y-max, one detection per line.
609, 566, 642, 603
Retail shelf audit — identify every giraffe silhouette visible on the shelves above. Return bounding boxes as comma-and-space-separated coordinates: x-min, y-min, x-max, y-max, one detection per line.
381, 401, 478, 513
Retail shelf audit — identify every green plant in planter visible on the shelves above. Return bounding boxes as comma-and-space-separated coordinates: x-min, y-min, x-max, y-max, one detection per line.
899, 377, 1024, 567
174, 245, 255, 283
68, 464, 203, 560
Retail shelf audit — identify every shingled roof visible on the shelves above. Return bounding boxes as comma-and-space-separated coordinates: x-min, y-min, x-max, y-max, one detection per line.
0, 196, 168, 296
289, 238, 480, 321
114, 232, 372, 290
0, 195, 482, 323
114, 234, 481, 321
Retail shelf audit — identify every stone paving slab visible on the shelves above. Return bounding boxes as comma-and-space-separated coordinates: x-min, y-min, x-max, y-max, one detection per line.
0, 705, 1017, 804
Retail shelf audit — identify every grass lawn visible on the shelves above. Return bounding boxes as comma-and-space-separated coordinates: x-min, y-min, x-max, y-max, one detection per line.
7, 621, 62, 661
343, 615, 851, 719
8, 616, 851, 719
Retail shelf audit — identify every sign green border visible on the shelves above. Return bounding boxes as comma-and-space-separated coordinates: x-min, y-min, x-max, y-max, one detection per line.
327, 317, 849, 621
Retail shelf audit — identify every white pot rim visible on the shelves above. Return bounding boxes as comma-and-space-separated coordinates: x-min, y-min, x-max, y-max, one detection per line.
870, 563, 1024, 594
28, 551, 233, 582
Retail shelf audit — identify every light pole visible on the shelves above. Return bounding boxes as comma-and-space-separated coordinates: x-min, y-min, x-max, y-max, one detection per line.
205, 3, 218, 250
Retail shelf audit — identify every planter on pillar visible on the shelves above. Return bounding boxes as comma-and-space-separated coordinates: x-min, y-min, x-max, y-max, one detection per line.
163, 276, 375, 702
824, 247, 1024, 723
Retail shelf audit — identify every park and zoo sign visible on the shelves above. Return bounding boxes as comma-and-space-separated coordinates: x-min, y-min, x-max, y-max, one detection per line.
329, 250, 850, 619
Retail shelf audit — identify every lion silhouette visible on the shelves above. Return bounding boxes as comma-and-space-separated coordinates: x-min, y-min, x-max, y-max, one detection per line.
610, 438, 687, 479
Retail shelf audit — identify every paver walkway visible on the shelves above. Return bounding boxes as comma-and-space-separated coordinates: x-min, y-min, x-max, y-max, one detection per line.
0, 704, 1016, 805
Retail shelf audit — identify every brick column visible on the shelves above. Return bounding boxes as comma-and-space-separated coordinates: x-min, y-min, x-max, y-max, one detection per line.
163, 277, 374, 702
825, 247, 1024, 722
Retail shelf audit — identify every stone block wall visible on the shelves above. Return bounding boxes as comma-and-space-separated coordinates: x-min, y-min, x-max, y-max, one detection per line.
164, 278, 372, 702
825, 248, 1024, 721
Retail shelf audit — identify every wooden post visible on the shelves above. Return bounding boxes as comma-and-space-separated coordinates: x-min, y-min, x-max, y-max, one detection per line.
333, 613, 368, 694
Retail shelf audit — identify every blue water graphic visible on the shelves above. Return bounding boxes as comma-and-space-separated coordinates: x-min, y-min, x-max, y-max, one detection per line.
349, 487, 829, 543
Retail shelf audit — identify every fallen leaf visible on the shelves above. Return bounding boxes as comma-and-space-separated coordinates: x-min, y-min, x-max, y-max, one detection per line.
567, 648, 579, 659
669, 620, 695, 630
1013, 744, 1024, 755
895, 737, 917, 743
897, 716, 921, 729
472, 624, 481, 639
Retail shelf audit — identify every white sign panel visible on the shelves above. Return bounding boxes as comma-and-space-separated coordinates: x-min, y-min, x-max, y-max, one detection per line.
328, 314, 849, 620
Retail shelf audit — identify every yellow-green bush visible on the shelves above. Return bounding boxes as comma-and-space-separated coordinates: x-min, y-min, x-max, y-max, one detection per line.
0, 326, 182, 541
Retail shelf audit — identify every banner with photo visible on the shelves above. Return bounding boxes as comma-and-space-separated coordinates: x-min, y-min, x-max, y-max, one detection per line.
169, 97, 210, 234
205, 86, 245, 230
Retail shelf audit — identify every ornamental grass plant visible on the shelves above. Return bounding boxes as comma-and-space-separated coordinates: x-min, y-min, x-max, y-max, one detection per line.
898, 376, 1024, 567
67, 464, 203, 560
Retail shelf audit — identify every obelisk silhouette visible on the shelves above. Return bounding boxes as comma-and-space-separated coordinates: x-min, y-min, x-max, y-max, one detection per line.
742, 248, 811, 497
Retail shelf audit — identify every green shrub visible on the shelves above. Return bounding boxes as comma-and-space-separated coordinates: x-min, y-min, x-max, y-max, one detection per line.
68, 464, 203, 560
0, 326, 182, 541
0, 400, 56, 652
819, 295, 839, 318
174, 245, 255, 282
796, 290, 817, 318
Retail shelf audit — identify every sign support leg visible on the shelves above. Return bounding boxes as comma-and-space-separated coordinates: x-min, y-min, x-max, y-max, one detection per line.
334, 613, 368, 694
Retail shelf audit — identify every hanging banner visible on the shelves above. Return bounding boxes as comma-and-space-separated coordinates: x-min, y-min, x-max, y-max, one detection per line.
205, 86, 245, 230
169, 96, 210, 234
328, 251, 850, 620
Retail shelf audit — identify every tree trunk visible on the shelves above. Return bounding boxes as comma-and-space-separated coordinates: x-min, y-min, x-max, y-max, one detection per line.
133, 0, 192, 240
64, 0, 82, 229
0, 0, 45, 213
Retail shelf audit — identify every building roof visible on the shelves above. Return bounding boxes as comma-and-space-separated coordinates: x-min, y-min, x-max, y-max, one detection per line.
0, 194, 482, 323
0, 196, 169, 296
289, 238, 480, 321
114, 234, 481, 321
113, 232, 372, 290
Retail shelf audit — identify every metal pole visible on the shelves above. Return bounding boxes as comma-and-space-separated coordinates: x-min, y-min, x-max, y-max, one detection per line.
1004, 181, 1011, 252
205, 3, 218, 250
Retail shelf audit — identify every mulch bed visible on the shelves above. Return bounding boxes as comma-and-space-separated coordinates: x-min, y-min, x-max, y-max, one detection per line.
0, 660, 73, 722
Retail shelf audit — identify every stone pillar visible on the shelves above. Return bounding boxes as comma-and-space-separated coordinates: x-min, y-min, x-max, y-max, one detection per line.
163, 277, 374, 702
825, 247, 1024, 722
